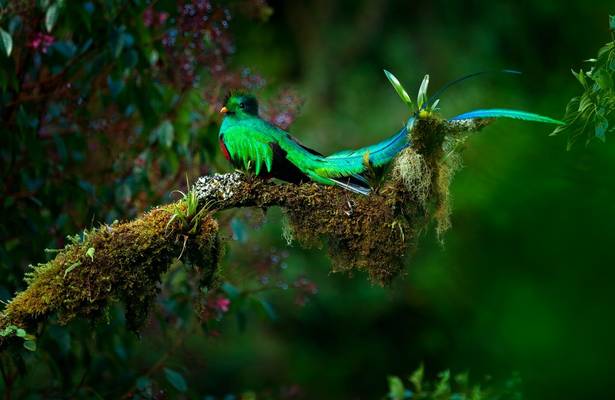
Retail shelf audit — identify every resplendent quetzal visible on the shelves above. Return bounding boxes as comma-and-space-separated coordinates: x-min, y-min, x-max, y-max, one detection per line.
218, 73, 563, 195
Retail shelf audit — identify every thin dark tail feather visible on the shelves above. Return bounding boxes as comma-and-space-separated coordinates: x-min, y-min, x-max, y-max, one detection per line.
424, 69, 521, 110
331, 178, 371, 196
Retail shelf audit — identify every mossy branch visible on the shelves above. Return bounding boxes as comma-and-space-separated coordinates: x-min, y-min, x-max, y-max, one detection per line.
0, 117, 490, 350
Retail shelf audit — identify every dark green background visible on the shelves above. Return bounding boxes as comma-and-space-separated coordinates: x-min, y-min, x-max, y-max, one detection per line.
218, 1, 614, 398
1, 0, 614, 398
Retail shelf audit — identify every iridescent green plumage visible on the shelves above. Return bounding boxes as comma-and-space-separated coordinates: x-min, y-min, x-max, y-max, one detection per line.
218, 76, 564, 195
219, 92, 388, 194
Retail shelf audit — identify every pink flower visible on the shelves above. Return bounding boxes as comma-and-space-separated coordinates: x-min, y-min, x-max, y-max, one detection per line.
212, 297, 230, 312
28, 32, 54, 53
143, 8, 154, 26
158, 12, 169, 25
144, 7, 169, 27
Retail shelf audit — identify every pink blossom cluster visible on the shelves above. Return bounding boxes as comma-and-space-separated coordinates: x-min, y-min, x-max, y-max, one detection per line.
212, 296, 231, 312
293, 277, 318, 306
143, 7, 169, 27
199, 294, 232, 324
28, 32, 54, 53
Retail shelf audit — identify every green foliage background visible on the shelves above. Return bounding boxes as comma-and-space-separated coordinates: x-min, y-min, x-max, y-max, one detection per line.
1, 0, 614, 398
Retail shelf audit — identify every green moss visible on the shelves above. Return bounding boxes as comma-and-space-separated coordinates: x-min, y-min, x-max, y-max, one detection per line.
1, 204, 221, 341
283, 185, 414, 284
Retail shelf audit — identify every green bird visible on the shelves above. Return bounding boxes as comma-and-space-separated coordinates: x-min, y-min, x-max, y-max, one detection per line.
218, 74, 564, 195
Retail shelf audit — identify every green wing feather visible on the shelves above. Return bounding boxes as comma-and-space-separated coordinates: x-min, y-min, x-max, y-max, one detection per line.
222, 124, 275, 175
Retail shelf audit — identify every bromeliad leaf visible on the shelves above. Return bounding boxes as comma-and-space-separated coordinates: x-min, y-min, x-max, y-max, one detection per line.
417, 74, 430, 110
384, 69, 414, 111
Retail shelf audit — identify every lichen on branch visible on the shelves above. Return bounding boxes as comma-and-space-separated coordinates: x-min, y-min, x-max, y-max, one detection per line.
0, 116, 490, 349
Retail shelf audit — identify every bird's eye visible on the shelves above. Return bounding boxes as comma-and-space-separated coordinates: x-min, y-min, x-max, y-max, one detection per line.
239, 103, 245, 109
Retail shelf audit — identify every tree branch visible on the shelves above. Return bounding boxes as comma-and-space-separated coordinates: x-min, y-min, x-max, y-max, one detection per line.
0, 117, 490, 349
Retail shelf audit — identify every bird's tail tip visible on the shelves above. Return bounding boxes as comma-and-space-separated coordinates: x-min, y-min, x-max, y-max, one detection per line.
331, 178, 371, 196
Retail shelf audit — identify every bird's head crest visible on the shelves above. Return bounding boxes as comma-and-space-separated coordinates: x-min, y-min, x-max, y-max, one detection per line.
221, 91, 259, 116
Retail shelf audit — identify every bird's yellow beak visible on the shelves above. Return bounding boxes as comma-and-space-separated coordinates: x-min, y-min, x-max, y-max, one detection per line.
219, 106, 228, 114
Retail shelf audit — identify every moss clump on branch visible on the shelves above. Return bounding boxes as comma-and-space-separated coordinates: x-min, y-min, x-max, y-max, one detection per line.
1, 203, 220, 347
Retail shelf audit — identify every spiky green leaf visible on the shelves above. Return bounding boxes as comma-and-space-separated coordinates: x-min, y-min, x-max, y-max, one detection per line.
417, 74, 430, 110
384, 69, 414, 110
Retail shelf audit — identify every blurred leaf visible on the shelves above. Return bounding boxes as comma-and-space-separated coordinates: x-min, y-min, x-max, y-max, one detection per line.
222, 282, 240, 299
593, 68, 613, 90
470, 386, 483, 400
409, 363, 424, 393
572, 69, 587, 88
387, 376, 406, 400
23, 340, 37, 351
242, 391, 257, 400
454, 371, 469, 388
0, 325, 16, 336
231, 218, 248, 242
164, 367, 187, 392
53, 41, 77, 58
0, 28, 12, 56
256, 297, 277, 321
8, 15, 22, 34
154, 120, 174, 148
433, 370, 451, 397
594, 113, 608, 142
45, 3, 60, 32
136, 376, 153, 397
610, 15, 615, 31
